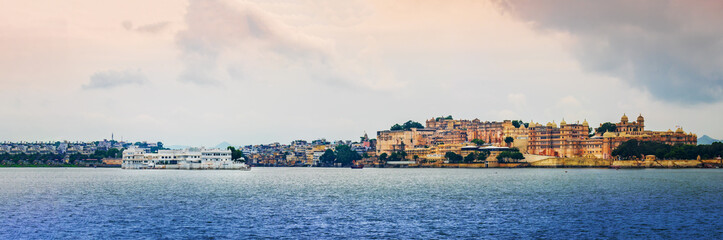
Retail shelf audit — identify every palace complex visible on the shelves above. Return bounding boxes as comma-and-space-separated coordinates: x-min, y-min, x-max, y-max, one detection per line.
377, 114, 697, 161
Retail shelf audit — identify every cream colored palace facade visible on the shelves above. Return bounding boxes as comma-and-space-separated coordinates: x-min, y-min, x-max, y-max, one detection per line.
377, 114, 697, 161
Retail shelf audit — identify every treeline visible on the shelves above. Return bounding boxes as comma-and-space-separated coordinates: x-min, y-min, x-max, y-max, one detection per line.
445, 151, 489, 164
378, 151, 406, 163
319, 145, 362, 167
0, 148, 123, 165
0, 153, 64, 164
612, 140, 723, 160
390, 120, 424, 131
496, 150, 525, 163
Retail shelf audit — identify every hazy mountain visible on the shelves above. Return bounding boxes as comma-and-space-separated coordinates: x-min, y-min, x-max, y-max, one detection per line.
214, 141, 233, 149
166, 145, 190, 150
698, 135, 721, 145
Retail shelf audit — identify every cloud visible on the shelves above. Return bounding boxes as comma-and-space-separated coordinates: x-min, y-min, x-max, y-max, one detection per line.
507, 93, 526, 108
122, 21, 133, 30
83, 69, 147, 90
122, 21, 171, 34
135, 21, 170, 33
175, 0, 335, 85
497, 0, 723, 104
174, 0, 397, 89
557, 95, 581, 108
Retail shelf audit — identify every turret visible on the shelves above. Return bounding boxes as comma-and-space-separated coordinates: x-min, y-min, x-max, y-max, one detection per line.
637, 114, 644, 127
621, 113, 628, 123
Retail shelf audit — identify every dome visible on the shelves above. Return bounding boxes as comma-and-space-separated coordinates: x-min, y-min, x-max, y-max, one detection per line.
582, 119, 589, 126
621, 114, 628, 123
667, 129, 673, 133
637, 114, 644, 122
560, 118, 567, 125
676, 128, 684, 133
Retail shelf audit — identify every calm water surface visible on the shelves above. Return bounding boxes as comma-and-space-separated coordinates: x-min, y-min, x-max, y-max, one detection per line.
1, 168, 721, 239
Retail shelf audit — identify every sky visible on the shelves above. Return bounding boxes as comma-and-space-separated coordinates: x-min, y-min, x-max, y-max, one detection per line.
1, 0, 722, 147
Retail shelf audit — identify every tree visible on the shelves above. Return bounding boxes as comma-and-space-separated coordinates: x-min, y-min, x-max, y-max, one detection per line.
107, 148, 121, 158
610, 139, 723, 160
388, 151, 406, 161
464, 153, 476, 163
445, 115, 453, 120
379, 153, 388, 161
445, 152, 463, 163
596, 122, 617, 135
334, 145, 361, 166
319, 149, 336, 166
391, 120, 424, 131
496, 151, 524, 163
477, 151, 490, 161
402, 120, 424, 130
512, 120, 526, 128
505, 137, 514, 146
471, 139, 485, 146
227, 146, 246, 161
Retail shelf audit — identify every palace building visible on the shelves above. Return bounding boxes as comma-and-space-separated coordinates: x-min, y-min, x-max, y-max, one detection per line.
527, 114, 697, 159
378, 114, 696, 162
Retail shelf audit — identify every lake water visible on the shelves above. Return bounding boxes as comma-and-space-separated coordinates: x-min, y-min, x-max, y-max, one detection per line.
1, 167, 721, 239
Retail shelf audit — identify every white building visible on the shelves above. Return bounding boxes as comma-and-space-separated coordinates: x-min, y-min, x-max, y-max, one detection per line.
122, 146, 249, 170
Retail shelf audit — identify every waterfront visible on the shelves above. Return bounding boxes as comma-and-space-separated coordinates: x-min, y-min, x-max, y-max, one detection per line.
1, 168, 721, 239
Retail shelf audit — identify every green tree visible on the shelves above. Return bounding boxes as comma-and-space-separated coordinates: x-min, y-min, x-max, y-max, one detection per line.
402, 120, 424, 130
512, 120, 526, 128
471, 139, 485, 146
227, 146, 246, 161
496, 151, 524, 163
504, 137, 514, 146
463, 153, 476, 163
477, 151, 490, 161
319, 149, 336, 166
334, 145, 361, 166
596, 122, 617, 135
388, 151, 407, 161
379, 153, 388, 162
445, 152, 463, 163
107, 148, 121, 158
391, 121, 424, 131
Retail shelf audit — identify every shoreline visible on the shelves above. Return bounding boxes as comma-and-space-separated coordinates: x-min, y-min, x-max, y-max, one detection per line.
3, 159, 722, 169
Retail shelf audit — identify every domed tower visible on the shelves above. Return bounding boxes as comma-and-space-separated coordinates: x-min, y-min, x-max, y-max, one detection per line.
637, 114, 644, 129
621, 114, 628, 123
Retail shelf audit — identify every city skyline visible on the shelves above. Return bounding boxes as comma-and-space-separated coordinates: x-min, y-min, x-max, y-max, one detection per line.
1, 0, 722, 146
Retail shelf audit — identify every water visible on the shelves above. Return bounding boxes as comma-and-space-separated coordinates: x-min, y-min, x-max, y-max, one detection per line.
1, 168, 721, 239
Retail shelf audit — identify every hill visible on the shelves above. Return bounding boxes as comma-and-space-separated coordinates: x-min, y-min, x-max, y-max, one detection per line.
698, 135, 721, 145
214, 141, 233, 149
